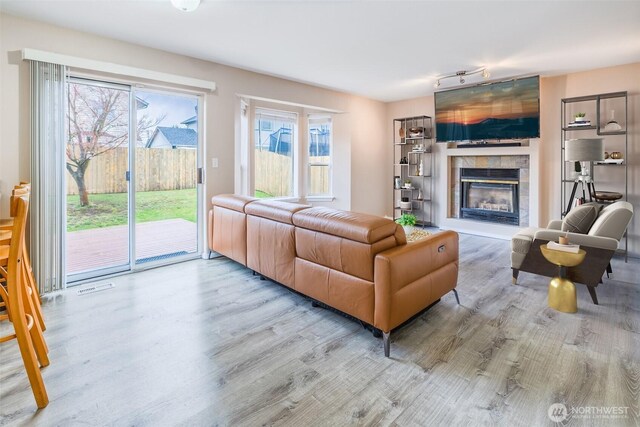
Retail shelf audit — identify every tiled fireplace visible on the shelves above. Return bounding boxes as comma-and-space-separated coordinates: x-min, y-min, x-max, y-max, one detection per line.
450, 155, 530, 227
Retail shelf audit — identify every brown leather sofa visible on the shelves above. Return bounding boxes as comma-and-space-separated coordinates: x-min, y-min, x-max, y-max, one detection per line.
209, 194, 460, 357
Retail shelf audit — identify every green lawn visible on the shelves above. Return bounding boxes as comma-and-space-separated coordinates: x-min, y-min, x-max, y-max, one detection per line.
67, 189, 197, 232
254, 190, 273, 198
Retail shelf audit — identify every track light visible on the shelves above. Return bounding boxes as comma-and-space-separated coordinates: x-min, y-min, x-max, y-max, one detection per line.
433, 67, 490, 88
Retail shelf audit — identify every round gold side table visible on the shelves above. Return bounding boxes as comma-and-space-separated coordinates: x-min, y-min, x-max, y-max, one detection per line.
540, 246, 587, 313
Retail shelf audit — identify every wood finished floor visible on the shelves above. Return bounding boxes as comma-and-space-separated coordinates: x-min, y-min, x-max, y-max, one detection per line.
1, 234, 639, 426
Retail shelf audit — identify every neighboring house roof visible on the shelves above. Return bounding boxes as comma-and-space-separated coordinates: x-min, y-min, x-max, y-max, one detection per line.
146, 126, 197, 148
181, 115, 197, 125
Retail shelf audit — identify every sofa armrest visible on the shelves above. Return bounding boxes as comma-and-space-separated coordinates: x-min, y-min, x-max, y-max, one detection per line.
534, 229, 618, 251
374, 231, 459, 332
546, 220, 563, 230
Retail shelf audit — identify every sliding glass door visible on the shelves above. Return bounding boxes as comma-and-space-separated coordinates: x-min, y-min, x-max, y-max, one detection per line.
65, 78, 203, 283
66, 79, 132, 280
132, 89, 200, 265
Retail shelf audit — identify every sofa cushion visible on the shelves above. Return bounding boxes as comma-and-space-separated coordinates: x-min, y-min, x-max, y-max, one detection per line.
245, 199, 310, 224
562, 203, 601, 234
211, 194, 256, 213
292, 207, 398, 244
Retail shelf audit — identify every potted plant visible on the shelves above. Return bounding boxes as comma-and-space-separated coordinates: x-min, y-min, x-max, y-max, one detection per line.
574, 112, 586, 122
403, 179, 412, 189
396, 213, 417, 235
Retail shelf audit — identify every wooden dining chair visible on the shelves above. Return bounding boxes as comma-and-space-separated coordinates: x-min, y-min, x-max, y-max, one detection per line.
0, 184, 46, 332
0, 195, 49, 408
0, 183, 31, 230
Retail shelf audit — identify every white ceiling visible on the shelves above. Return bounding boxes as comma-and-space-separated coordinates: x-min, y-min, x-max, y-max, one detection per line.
2, 0, 639, 101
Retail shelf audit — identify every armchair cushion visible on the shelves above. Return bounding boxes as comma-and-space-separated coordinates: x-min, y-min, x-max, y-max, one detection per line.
589, 201, 634, 240
562, 203, 601, 233
511, 228, 536, 254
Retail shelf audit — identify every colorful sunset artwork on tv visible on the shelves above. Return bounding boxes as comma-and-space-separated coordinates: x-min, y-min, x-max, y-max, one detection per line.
435, 76, 540, 142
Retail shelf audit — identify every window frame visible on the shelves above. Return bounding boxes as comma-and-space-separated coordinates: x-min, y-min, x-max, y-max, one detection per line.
306, 114, 333, 200
251, 106, 299, 200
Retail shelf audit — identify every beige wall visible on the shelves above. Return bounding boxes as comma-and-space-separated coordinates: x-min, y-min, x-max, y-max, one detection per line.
0, 13, 388, 222
387, 63, 640, 256
2, 13, 637, 256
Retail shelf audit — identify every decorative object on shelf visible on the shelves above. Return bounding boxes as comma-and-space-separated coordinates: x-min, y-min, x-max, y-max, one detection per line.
394, 176, 401, 189
403, 179, 412, 189
417, 188, 423, 200
418, 160, 424, 176
395, 213, 417, 235
567, 121, 592, 128
399, 156, 408, 164
412, 144, 424, 152
433, 67, 490, 88
408, 127, 425, 138
604, 110, 622, 131
609, 151, 623, 159
399, 197, 412, 209
399, 126, 406, 139
604, 151, 610, 159
597, 158, 624, 165
564, 138, 604, 215
568, 113, 591, 127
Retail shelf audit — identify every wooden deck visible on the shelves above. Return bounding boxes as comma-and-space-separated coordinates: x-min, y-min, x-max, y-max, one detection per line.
66, 218, 197, 275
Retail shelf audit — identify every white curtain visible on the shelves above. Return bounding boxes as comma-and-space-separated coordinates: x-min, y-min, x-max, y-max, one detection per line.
30, 61, 67, 293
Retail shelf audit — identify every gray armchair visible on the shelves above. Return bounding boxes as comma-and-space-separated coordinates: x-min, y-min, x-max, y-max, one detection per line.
511, 201, 633, 304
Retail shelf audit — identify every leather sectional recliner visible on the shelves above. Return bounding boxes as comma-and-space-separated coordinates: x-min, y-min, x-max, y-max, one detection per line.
209, 194, 460, 357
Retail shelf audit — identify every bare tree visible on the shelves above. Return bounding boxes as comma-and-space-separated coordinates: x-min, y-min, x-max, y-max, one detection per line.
66, 83, 159, 206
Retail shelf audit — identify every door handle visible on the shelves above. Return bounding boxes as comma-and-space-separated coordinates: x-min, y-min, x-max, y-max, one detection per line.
197, 167, 204, 184
125, 171, 130, 182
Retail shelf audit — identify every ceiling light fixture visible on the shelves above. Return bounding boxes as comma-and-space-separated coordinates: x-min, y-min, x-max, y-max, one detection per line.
171, 0, 201, 12
434, 67, 490, 89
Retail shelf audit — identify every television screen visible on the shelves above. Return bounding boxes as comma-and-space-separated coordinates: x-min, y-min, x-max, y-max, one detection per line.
435, 76, 540, 142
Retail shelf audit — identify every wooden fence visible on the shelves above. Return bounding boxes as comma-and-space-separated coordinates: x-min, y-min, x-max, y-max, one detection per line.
69, 147, 329, 196
66, 147, 196, 195
254, 150, 329, 197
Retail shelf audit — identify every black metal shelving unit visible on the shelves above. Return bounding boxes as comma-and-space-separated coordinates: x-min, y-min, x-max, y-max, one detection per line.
560, 91, 628, 260
393, 116, 434, 226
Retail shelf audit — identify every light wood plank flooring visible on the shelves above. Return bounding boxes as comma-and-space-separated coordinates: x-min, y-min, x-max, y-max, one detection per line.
1, 234, 638, 426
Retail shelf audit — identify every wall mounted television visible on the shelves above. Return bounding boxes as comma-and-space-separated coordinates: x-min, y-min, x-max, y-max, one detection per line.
434, 76, 540, 143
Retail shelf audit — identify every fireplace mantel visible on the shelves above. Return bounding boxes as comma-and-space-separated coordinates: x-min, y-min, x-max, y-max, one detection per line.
441, 140, 540, 240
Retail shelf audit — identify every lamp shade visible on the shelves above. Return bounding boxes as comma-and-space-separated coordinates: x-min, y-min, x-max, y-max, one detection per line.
565, 138, 604, 162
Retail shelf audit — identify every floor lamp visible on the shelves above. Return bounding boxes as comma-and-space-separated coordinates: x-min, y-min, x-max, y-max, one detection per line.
564, 138, 604, 215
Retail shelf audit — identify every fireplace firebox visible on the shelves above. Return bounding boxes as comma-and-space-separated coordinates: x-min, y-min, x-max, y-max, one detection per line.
460, 168, 519, 225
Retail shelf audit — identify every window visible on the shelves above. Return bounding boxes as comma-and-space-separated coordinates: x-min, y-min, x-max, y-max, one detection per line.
253, 108, 297, 198
308, 115, 332, 197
